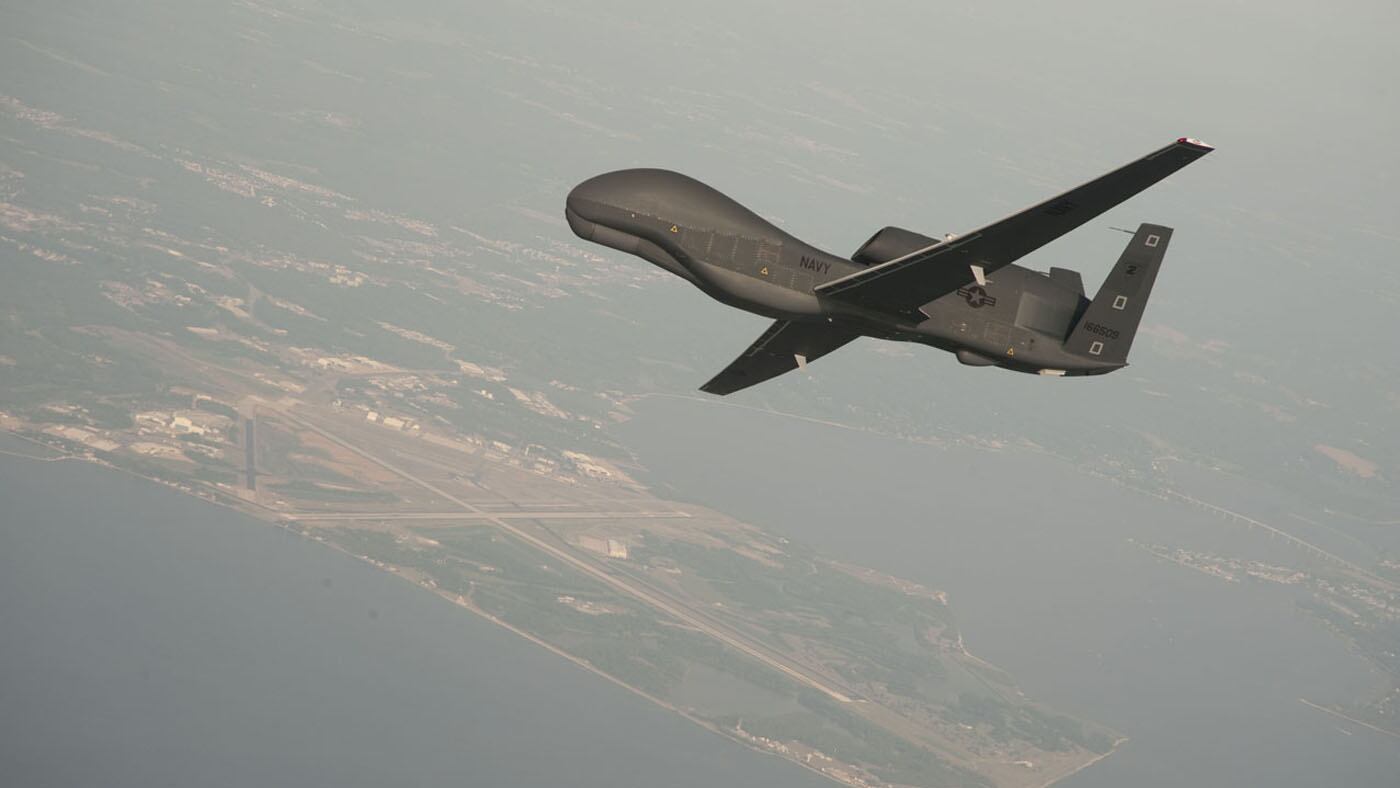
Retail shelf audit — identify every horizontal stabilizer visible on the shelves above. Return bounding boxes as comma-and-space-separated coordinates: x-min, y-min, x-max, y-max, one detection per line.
700, 320, 860, 395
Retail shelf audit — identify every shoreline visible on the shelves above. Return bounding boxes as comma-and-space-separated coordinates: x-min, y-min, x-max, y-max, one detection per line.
1039, 738, 1127, 788
1298, 698, 1400, 742
1, 432, 1117, 788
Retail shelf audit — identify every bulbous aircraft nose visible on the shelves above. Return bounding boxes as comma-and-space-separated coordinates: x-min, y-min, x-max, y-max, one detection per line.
564, 172, 620, 240
567, 169, 687, 227
564, 199, 596, 240
568, 171, 618, 208
565, 172, 643, 252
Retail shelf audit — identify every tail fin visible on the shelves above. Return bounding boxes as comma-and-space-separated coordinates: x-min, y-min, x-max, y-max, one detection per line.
1063, 223, 1172, 364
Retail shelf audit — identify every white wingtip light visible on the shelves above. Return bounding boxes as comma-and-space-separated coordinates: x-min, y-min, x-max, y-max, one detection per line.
1177, 137, 1214, 150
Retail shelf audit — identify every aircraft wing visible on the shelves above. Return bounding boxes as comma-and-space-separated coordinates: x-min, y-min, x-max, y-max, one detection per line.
815, 138, 1214, 316
700, 319, 861, 395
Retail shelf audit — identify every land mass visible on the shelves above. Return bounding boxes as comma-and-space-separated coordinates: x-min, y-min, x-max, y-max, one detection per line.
4, 348, 1120, 788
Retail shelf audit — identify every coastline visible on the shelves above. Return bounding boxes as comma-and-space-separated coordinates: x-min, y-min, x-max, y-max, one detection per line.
0, 431, 1118, 788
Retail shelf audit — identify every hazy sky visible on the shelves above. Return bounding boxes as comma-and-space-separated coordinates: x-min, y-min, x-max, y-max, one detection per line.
4, 0, 1395, 485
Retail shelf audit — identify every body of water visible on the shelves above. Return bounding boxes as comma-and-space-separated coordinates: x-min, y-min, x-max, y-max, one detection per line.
0, 444, 829, 788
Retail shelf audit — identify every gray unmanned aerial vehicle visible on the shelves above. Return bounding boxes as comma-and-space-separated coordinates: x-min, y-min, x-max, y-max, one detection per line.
567, 138, 1213, 394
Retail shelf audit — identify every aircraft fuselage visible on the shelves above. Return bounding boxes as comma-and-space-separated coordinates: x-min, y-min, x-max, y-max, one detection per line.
566, 168, 1113, 375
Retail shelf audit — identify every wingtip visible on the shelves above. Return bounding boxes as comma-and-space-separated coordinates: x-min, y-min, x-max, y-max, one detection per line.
1176, 136, 1215, 151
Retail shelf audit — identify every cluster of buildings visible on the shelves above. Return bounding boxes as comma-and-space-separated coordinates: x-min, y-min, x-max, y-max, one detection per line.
364, 409, 419, 433
41, 424, 120, 453
11, 398, 238, 466
134, 409, 232, 439
562, 450, 615, 480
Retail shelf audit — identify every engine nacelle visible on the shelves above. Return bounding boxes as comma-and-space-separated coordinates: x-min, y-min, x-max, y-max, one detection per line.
850, 225, 940, 266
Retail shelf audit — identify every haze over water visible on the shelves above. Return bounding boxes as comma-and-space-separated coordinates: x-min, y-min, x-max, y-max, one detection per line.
0, 446, 828, 788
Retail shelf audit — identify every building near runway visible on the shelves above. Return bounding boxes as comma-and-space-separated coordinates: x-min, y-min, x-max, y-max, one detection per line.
578, 535, 629, 560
